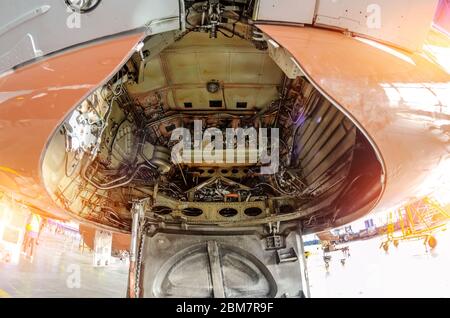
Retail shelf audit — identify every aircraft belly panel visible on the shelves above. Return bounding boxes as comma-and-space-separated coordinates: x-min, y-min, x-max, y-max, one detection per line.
258, 24, 450, 215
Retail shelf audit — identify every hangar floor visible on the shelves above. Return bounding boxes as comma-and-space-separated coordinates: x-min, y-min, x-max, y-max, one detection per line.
1, 225, 450, 298
306, 223, 450, 297
0, 231, 127, 298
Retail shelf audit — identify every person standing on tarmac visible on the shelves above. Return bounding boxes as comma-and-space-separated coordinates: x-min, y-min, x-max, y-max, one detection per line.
22, 213, 42, 262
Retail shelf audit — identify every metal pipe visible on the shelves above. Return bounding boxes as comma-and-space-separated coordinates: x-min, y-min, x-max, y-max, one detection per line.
129, 202, 141, 262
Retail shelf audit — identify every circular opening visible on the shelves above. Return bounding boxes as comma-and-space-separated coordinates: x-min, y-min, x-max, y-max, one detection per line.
65, 0, 101, 13
152, 206, 173, 215
219, 208, 238, 218
208, 169, 215, 174
244, 207, 262, 217
221, 169, 228, 174
206, 80, 220, 93
231, 169, 239, 174
279, 205, 293, 214
182, 207, 203, 217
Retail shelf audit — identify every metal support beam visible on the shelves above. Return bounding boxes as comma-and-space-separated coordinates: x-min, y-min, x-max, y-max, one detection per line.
295, 225, 310, 298
128, 200, 145, 298
207, 241, 226, 298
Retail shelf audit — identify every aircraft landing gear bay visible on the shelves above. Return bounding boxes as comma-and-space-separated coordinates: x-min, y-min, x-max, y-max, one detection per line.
127, 200, 310, 298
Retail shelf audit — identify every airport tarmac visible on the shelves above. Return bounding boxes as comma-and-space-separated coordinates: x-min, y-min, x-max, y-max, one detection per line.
1, 226, 450, 298
306, 224, 450, 297
0, 231, 128, 298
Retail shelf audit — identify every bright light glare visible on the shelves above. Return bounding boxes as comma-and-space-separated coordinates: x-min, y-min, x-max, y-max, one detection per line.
354, 36, 416, 65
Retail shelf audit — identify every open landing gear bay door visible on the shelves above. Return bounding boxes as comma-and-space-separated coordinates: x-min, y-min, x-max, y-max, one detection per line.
0, 32, 145, 222
257, 23, 450, 221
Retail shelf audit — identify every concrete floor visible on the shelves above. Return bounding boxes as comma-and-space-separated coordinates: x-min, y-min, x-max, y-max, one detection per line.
1, 225, 450, 297
0, 231, 128, 298
306, 223, 450, 297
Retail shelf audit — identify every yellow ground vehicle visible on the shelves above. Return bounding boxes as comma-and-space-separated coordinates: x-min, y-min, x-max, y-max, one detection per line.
381, 197, 450, 252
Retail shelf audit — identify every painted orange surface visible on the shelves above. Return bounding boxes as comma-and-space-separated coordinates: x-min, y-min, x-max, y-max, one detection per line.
0, 32, 144, 220
259, 25, 450, 222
